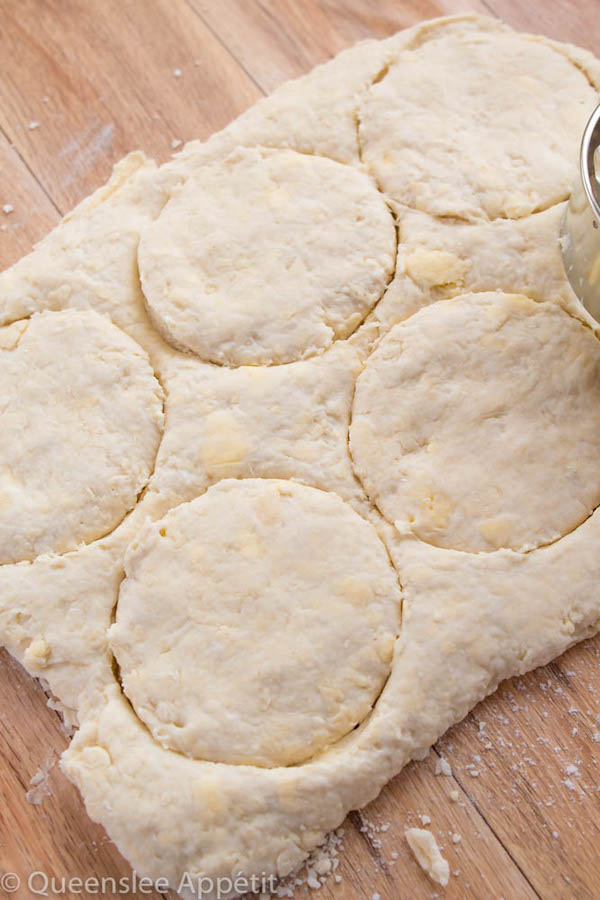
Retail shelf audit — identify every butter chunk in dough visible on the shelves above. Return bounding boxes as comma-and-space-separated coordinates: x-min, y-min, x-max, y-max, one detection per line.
351, 293, 600, 553
110, 479, 401, 767
359, 29, 597, 222
0, 310, 163, 565
138, 146, 396, 366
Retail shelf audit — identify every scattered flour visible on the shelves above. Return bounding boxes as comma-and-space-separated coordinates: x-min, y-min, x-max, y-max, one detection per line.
25, 754, 56, 806
272, 828, 345, 896
435, 756, 452, 777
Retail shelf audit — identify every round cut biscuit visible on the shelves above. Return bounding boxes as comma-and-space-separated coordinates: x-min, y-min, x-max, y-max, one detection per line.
110, 478, 401, 767
350, 293, 600, 553
359, 30, 598, 222
0, 310, 163, 565
138, 146, 396, 366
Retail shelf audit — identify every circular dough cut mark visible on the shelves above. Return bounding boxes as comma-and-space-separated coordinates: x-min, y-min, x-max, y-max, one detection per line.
350, 292, 600, 554
110, 478, 401, 767
359, 30, 598, 222
0, 310, 164, 565
138, 146, 397, 366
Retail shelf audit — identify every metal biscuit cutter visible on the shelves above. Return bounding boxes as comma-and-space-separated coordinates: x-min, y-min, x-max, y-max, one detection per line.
562, 104, 600, 323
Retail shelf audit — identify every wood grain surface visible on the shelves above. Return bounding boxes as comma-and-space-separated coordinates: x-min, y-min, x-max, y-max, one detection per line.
1, 2, 600, 898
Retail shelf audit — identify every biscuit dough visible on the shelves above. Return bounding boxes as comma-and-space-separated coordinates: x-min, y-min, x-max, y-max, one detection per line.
372, 203, 582, 336
111, 479, 401, 767
0, 153, 176, 361
0, 12, 599, 900
148, 341, 365, 510
0, 309, 163, 565
350, 292, 600, 552
138, 147, 396, 365
359, 28, 598, 221
62, 503, 600, 896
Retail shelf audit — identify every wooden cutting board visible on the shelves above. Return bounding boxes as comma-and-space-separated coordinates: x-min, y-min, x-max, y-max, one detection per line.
1, 2, 600, 898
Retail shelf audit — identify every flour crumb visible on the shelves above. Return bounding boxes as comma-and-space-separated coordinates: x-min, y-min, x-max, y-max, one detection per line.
173, 68, 182, 78
28, 121, 40, 131
314, 859, 331, 876
2, 204, 14, 214
26, 754, 56, 806
405, 828, 449, 887
452, 833, 461, 844
274, 828, 344, 896
435, 756, 452, 776
420, 814, 431, 825
356, 812, 385, 849
171, 139, 182, 149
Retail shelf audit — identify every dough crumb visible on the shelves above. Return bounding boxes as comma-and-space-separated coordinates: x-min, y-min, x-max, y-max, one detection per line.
26, 754, 56, 806
274, 827, 344, 896
2, 204, 14, 214
420, 814, 431, 825
435, 756, 452, 776
452, 833, 461, 844
450, 790, 460, 802
171, 138, 182, 149
173, 68, 182, 77
28, 121, 40, 130
405, 828, 450, 887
